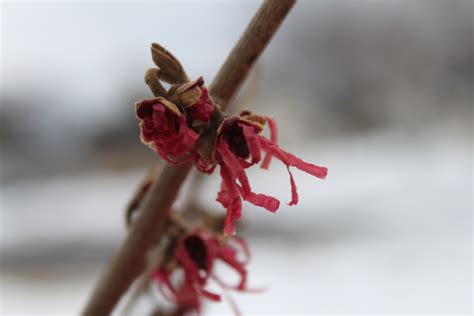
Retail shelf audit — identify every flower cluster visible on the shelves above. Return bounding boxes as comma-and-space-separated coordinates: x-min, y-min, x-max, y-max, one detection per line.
153, 230, 251, 314
134, 44, 329, 315
136, 77, 327, 235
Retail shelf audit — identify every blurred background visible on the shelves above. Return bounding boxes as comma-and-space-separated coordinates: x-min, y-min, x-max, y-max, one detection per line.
1, 0, 472, 314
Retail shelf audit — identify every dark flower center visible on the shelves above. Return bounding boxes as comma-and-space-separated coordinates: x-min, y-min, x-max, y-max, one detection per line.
184, 235, 208, 270
223, 122, 249, 158
136, 101, 153, 119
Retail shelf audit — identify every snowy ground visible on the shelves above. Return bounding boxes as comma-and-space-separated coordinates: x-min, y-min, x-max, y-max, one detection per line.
1, 122, 472, 314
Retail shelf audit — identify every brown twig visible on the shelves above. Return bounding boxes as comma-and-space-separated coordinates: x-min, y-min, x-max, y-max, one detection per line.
82, 1, 296, 314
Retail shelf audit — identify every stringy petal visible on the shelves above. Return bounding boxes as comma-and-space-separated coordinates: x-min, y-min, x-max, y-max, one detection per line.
218, 246, 248, 290
216, 191, 228, 208
176, 278, 201, 310
232, 237, 251, 265
240, 123, 262, 165
152, 269, 181, 303
219, 164, 242, 236
199, 288, 222, 302
240, 189, 280, 213
287, 167, 299, 206
217, 140, 251, 195
284, 151, 328, 179
258, 135, 328, 179
176, 244, 203, 285
261, 116, 279, 169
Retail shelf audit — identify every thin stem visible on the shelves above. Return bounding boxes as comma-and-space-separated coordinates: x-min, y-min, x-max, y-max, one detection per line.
82, 1, 295, 314
210, 0, 295, 108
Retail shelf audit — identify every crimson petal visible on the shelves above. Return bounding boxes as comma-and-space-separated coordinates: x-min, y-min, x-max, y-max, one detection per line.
287, 166, 299, 206
217, 140, 251, 195
258, 135, 327, 179
218, 164, 242, 236
240, 123, 262, 165
218, 245, 248, 291
237, 186, 279, 213
261, 116, 278, 169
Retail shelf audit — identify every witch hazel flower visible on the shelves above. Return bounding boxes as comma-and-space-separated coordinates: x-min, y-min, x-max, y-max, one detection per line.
193, 111, 328, 235
136, 97, 199, 164
153, 230, 252, 314
135, 76, 216, 160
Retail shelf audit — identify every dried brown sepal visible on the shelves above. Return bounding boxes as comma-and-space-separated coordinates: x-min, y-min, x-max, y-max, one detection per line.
145, 68, 167, 97
151, 43, 189, 84
175, 77, 203, 108
239, 110, 266, 132
165, 78, 203, 111
165, 85, 180, 104
195, 110, 225, 165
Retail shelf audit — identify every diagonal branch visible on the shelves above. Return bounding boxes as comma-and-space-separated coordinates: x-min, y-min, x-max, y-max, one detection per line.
82, 1, 296, 314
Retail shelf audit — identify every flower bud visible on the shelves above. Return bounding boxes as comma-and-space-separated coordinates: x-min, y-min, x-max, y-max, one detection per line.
144, 68, 167, 97
151, 43, 189, 84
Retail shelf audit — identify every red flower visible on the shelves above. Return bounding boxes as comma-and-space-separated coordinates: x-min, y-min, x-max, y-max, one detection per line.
213, 112, 328, 235
135, 97, 199, 164
153, 230, 251, 314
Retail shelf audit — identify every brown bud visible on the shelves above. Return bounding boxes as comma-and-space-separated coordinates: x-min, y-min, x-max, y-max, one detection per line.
151, 43, 189, 84
156, 69, 180, 85
144, 68, 167, 97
